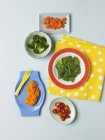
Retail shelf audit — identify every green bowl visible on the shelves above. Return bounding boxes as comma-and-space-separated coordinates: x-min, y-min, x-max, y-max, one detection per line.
25, 31, 52, 58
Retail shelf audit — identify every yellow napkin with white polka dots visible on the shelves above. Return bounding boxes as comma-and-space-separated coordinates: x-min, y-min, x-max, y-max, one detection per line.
48, 34, 105, 102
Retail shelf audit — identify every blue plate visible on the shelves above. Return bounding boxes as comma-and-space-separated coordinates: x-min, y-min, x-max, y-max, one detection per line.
15, 71, 46, 116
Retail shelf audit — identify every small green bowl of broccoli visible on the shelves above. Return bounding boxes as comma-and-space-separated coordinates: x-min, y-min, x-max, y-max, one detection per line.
25, 31, 52, 58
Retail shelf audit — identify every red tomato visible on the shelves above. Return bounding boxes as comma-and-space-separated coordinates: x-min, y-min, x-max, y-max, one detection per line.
64, 105, 70, 111
61, 113, 67, 118
55, 102, 61, 107
59, 103, 65, 109
58, 112, 62, 116
61, 109, 65, 114
60, 116, 66, 121
67, 115, 71, 119
64, 109, 69, 114
52, 109, 57, 114
60, 102, 65, 107
56, 106, 61, 112
64, 109, 71, 115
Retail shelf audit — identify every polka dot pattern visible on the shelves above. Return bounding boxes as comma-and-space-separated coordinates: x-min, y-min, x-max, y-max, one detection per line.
66, 93, 71, 97
93, 62, 96, 65
76, 44, 80, 48
98, 58, 103, 62
90, 74, 94, 78
48, 34, 105, 102
80, 87, 84, 90
97, 68, 102, 73
60, 90, 64, 94
68, 42, 73, 45
93, 46, 97, 49
98, 86, 102, 90
98, 76, 103, 80
89, 85, 93, 89
74, 92, 78, 96
91, 95, 96, 99
97, 51, 102, 55
50, 83, 55, 87
84, 93, 88, 96
87, 49, 90, 53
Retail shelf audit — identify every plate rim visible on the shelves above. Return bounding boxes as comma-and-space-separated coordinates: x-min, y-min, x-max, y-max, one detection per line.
48, 48, 90, 89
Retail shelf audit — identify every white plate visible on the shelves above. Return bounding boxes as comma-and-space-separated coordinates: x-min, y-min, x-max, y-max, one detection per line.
39, 13, 70, 34
49, 97, 76, 125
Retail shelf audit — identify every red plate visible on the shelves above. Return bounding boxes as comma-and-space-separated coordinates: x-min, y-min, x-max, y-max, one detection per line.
48, 48, 90, 89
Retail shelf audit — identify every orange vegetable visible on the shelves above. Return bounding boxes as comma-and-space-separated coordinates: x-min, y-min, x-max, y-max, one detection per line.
42, 16, 67, 30
25, 80, 40, 106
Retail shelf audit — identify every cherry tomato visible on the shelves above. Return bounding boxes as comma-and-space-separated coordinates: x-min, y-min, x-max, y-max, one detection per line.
66, 115, 71, 119
52, 109, 57, 114
61, 113, 67, 118
56, 109, 60, 114
58, 112, 62, 116
64, 109, 71, 115
55, 102, 61, 107
56, 106, 61, 112
60, 116, 66, 121
61, 109, 65, 114
64, 109, 69, 114
60, 102, 65, 107
59, 103, 65, 109
64, 105, 70, 111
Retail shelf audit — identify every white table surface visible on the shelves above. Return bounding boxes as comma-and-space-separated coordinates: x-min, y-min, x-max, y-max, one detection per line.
0, 0, 105, 140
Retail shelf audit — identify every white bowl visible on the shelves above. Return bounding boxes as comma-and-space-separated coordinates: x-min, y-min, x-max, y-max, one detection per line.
49, 97, 76, 125
25, 31, 52, 58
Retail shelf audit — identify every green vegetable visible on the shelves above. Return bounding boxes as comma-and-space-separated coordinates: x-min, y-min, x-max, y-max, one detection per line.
33, 35, 39, 42
27, 44, 34, 49
55, 56, 81, 82
39, 37, 47, 43
27, 35, 49, 54
35, 42, 45, 54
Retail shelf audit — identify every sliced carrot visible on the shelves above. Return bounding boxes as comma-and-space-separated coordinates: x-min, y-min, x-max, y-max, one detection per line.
62, 17, 67, 21
42, 16, 67, 30
45, 24, 50, 29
